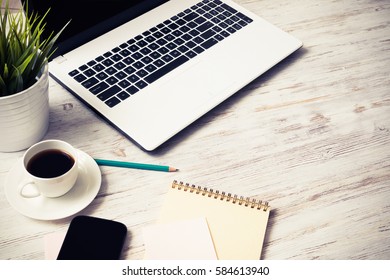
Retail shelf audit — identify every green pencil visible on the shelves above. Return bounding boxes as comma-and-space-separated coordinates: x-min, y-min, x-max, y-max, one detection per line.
94, 158, 178, 172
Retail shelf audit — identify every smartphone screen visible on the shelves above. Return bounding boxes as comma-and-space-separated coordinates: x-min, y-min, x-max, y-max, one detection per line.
57, 216, 127, 260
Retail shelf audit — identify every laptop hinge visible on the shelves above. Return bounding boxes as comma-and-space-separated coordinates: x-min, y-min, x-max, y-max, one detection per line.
52, 55, 67, 64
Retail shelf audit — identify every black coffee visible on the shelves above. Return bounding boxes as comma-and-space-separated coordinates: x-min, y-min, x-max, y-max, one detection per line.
27, 149, 75, 178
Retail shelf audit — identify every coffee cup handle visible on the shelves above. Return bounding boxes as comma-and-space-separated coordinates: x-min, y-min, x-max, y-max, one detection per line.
19, 181, 41, 198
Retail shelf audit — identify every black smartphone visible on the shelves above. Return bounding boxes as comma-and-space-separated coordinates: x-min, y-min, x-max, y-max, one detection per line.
57, 215, 127, 260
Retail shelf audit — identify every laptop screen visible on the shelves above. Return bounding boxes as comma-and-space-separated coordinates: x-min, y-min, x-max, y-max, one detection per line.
25, 0, 168, 58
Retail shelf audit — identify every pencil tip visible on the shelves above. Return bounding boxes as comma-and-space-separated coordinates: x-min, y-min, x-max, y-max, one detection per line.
169, 167, 179, 172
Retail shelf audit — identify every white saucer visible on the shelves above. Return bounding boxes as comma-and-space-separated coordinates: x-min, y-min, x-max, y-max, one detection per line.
4, 149, 101, 220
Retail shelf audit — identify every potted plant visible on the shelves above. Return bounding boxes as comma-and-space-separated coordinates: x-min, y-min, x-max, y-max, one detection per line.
0, 0, 67, 152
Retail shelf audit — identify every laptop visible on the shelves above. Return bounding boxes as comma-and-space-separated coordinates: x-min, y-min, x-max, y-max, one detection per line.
28, 0, 302, 151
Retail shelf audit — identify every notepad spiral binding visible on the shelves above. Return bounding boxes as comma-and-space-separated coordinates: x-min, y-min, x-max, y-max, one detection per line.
172, 180, 270, 211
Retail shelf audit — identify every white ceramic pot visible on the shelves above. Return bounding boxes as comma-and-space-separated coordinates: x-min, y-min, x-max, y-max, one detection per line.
0, 63, 49, 152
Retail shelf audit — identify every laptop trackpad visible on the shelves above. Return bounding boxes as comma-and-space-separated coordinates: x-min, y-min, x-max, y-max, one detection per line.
154, 59, 237, 111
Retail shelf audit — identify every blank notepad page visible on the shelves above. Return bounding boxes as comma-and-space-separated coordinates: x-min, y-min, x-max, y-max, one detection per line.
159, 181, 271, 260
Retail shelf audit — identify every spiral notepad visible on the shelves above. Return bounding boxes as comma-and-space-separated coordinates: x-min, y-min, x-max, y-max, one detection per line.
159, 180, 271, 260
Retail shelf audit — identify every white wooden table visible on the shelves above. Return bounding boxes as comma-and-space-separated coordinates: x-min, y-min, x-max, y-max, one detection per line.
1, 0, 389, 260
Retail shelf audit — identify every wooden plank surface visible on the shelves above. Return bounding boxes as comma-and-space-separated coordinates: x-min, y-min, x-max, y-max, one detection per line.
1, 0, 21, 11
0, 0, 389, 260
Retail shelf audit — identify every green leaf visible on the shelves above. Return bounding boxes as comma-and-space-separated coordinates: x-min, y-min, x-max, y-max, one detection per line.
0, 74, 7, 96
0, 0, 68, 95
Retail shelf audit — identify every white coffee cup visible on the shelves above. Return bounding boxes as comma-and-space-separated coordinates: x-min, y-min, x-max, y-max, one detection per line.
19, 139, 79, 198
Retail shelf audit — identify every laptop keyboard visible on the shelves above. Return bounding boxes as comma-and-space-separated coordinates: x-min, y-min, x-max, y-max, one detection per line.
68, 0, 253, 108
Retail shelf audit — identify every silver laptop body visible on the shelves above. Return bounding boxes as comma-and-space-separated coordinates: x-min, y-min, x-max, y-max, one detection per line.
48, 0, 302, 151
